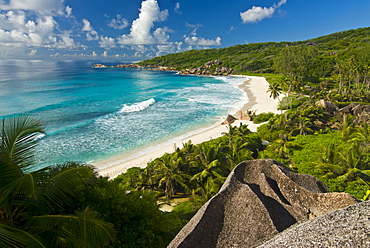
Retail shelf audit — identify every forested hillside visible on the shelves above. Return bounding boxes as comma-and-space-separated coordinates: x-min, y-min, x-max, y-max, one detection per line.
137, 27, 370, 75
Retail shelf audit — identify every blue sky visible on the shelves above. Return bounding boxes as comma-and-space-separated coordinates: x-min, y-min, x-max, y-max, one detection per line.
1, 0, 369, 60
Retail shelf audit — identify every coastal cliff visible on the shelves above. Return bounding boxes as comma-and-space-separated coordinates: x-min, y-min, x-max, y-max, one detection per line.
168, 159, 362, 248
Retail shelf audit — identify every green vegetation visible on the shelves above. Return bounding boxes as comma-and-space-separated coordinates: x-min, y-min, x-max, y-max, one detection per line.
137, 27, 370, 75
116, 125, 261, 202
0, 116, 182, 247
133, 26, 370, 205
1, 27, 369, 247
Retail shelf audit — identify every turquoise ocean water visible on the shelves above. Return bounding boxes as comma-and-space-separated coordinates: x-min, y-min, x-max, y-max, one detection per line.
0, 60, 247, 170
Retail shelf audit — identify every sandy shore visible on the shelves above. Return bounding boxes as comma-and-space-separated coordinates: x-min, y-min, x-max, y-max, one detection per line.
94, 76, 282, 178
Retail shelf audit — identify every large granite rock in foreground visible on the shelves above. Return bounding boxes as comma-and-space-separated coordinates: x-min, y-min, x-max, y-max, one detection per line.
259, 200, 370, 247
168, 159, 359, 248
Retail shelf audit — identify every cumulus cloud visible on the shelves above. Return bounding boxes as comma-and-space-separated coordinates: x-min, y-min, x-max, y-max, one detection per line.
183, 22, 221, 47
28, 49, 37, 55
65, 6, 72, 17
99, 36, 116, 48
240, 0, 287, 23
48, 31, 82, 49
82, 19, 99, 41
117, 0, 169, 45
0, 10, 56, 47
82, 19, 93, 32
0, 0, 83, 54
184, 36, 221, 46
156, 41, 182, 56
107, 14, 129, 29
0, 0, 65, 14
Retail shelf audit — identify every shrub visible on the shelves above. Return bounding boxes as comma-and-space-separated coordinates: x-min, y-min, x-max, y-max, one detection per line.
253, 112, 275, 124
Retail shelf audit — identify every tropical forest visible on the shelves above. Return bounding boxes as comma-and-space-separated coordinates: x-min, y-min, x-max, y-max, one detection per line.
1, 27, 369, 247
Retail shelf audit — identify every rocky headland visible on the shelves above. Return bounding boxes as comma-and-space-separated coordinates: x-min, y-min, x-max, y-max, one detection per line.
168, 159, 363, 248
92, 63, 143, 69
93, 59, 234, 76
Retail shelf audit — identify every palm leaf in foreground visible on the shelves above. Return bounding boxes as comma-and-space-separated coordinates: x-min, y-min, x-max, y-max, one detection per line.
26, 207, 115, 248
0, 222, 45, 248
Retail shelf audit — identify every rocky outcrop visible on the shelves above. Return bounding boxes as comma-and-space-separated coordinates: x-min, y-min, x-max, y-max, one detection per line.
168, 159, 358, 248
179, 66, 234, 76
259, 200, 370, 247
205, 59, 222, 68
339, 102, 361, 115
178, 60, 233, 76
221, 114, 237, 125
237, 110, 251, 121
339, 103, 370, 124
92, 63, 143, 69
315, 99, 339, 114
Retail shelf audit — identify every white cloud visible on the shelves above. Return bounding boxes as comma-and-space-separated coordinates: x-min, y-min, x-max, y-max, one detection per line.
153, 27, 173, 44
28, 49, 37, 55
92, 51, 97, 57
99, 36, 116, 48
65, 6, 72, 17
174, 2, 181, 14
156, 41, 182, 56
50, 32, 82, 49
82, 19, 93, 31
102, 51, 108, 57
240, 0, 287, 23
184, 36, 221, 46
108, 14, 129, 30
0, 11, 56, 47
0, 0, 65, 14
117, 0, 169, 45
82, 19, 99, 41
0, 1, 84, 54
186, 22, 202, 36
183, 22, 221, 47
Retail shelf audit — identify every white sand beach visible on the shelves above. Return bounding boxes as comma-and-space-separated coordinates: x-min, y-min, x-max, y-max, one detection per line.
94, 76, 282, 178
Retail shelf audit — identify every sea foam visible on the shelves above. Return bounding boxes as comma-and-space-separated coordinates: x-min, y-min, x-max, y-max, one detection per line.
118, 98, 155, 113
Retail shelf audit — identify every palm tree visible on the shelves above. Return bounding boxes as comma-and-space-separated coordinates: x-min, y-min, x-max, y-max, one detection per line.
0, 115, 115, 247
350, 122, 370, 152
151, 152, 190, 199
267, 82, 282, 102
314, 143, 370, 188
273, 133, 298, 159
289, 115, 313, 136
190, 160, 225, 200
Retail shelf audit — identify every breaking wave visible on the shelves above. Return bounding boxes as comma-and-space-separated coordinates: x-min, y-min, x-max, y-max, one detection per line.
118, 98, 155, 113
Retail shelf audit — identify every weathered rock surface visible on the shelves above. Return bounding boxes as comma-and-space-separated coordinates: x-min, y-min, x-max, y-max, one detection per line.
168, 159, 358, 248
315, 99, 339, 114
92, 63, 143, 69
178, 60, 234, 76
339, 102, 361, 115
221, 114, 237, 125
205, 59, 222, 68
339, 102, 370, 124
259, 200, 370, 247
237, 110, 251, 121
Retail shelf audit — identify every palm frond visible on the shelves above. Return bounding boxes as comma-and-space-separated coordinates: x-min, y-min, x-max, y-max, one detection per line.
26, 208, 115, 248
41, 166, 93, 210
0, 222, 46, 248
0, 173, 38, 208
0, 115, 44, 171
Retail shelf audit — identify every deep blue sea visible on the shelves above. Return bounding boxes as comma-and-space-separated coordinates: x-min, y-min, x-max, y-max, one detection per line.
0, 59, 247, 170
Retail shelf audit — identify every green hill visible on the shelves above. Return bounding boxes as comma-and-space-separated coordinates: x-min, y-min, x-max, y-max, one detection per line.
137, 27, 370, 75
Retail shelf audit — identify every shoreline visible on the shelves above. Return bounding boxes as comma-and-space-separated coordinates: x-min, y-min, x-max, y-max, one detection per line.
94, 75, 282, 178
